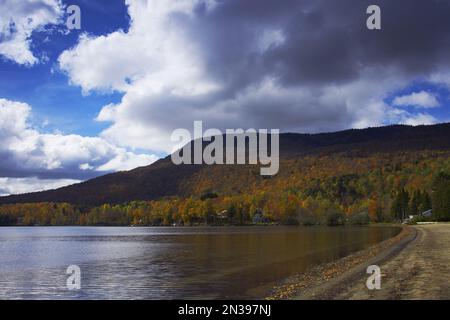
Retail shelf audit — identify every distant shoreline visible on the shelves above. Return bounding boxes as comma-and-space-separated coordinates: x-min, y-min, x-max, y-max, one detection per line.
0, 223, 396, 228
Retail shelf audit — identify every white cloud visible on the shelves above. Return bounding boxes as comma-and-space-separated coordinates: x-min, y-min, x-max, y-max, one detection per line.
96, 152, 157, 171
385, 107, 437, 126
0, 98, 158, 186
58, 0, 218, 94
0, 177, 81, 196
0, 0, 64, 65
403, 113, 437, 126
392, 91, 440, 109
58, 0, 222, 152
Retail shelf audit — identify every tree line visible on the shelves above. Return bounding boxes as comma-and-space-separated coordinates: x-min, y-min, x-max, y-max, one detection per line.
0, 175, 448, 227
0, 154, 449, 226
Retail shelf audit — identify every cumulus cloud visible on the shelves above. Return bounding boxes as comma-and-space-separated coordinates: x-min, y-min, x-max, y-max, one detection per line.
403, 113, 438, 126
0, 0, 64, 65
385, 107, 437, 126
58, 0, 218, 94
393, 91, 440, 109
58, 0, 450, 153
0, 177, 81, 196
0, 98, 158, 192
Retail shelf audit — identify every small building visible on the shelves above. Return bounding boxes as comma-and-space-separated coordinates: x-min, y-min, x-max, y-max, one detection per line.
252, 209, 269, 224
253, 212, 264, 224
216, 210, 228, 222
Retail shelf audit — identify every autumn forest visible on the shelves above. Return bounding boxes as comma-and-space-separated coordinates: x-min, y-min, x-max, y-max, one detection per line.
1, 124, 450, 226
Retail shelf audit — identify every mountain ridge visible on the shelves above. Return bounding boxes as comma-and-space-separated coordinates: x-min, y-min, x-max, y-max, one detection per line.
1, 123, 450, 206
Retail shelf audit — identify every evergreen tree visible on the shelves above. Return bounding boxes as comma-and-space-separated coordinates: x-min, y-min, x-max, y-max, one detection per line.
391, 188, 410, 220
418, 191, 432, 214
409, 190, 420, 216
432, 172, 450, 221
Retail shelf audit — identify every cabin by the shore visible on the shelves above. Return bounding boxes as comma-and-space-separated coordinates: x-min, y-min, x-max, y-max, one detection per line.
405, 209, 433, 223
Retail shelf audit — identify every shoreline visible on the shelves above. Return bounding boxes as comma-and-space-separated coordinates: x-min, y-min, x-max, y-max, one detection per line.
266, 224, 414, 299
267, 223, 450, 300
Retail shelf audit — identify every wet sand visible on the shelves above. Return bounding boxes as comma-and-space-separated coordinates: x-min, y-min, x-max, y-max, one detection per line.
268, 223, 450, 300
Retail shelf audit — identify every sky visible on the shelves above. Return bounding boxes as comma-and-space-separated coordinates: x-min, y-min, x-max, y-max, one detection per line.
0, 0, 450, 195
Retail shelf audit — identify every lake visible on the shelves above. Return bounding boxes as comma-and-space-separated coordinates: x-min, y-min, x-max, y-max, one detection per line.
0, 226, 400, 299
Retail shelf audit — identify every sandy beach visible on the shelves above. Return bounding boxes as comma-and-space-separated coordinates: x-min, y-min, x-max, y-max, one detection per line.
268, 223, 450, 300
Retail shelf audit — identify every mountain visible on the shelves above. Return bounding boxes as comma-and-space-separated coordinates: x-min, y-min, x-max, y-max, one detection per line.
1, 123, 450, 206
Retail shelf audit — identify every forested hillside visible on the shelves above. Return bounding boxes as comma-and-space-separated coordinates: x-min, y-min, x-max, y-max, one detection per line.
0, 123, 449, 226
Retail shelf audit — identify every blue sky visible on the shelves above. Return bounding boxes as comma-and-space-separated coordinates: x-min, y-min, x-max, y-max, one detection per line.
385, 82, 450, 121
1, 0, 450, 195
0, 0, 128, 137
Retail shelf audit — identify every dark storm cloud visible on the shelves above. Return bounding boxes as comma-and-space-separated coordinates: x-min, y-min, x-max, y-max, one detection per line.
179, 0, 450, 90
0, 148, 111, 180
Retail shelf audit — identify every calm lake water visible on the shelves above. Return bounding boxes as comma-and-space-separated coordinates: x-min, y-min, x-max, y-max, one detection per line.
0, 226, 400, 299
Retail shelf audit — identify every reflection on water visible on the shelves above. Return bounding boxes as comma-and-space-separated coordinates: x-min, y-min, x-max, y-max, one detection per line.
0, 226, 400, 299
